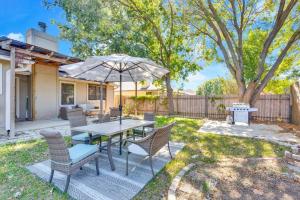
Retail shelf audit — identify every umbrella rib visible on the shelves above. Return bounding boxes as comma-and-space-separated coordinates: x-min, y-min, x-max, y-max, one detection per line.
73, 62, 114, 78
125, 62, 143, 71
127, 70, 136, 82
103, 68, 114, 82
137, 65, 161, 79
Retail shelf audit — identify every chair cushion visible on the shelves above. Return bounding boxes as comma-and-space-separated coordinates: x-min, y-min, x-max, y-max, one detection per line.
69, 144, 98, 163
128, 144, 148, 156
72, 133, 89, 141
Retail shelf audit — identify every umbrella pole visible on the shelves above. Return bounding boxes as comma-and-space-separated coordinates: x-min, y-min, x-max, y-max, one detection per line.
100, 82, 103, 116
119, 73, 122, 124
135, 82, 137, 116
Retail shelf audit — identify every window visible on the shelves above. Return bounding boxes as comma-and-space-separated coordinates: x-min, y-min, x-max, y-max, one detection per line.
88, 84, 106, 100
61, 83, 75, 105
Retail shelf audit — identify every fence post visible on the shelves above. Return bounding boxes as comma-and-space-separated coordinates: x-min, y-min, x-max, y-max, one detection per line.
205, 95, 208, 118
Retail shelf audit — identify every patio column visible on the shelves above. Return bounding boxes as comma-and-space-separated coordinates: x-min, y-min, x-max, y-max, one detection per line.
100, 82, 103, 115
135, 82, 137, 116
6, 47, 15, 137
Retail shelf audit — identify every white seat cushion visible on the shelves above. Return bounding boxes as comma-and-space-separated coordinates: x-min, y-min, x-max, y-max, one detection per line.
128, 144, 148, 156
69, 144, 98, 163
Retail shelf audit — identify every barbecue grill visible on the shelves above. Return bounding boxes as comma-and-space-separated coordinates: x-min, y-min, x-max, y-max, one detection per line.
226, 103, 258, 125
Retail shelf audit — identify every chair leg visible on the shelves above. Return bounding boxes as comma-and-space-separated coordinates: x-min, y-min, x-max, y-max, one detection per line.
126, 151, 129, 176
149, 155, 154, 176
49, 169, 54, 183
119, 133, 123, 155
168, 142, 173, 159
64, 175, 71, 193
99, 136, 102, 152
95, 158, 100, 175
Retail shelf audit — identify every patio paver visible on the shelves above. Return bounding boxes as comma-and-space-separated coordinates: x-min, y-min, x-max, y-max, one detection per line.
199, 120, 300, 146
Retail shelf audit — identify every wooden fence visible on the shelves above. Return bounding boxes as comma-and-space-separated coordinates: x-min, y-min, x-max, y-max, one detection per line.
121, 94, 291, 122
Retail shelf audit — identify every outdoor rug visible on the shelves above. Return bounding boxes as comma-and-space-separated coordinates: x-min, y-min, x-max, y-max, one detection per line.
27, 142, 185, 200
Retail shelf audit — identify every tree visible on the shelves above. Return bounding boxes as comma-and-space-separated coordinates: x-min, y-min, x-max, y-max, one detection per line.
196, 77, 238, 95
186, 0, 300, 105
46, 0, 200, 115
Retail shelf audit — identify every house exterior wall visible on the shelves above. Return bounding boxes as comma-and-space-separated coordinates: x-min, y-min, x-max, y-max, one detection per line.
0, 59, 10, 130
34, 63, 59, 120
59, 77, 114, 113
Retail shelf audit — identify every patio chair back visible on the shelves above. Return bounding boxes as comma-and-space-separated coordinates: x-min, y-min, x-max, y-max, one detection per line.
110, 107, 120, 117
67, 107, 87, 128
40, 130, 71, 166
98, 113, 111, 123
150, 122, 175, 155
144, 112, 155, 121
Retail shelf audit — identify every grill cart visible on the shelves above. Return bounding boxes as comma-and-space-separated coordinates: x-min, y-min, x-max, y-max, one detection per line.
226, 103, 258, 125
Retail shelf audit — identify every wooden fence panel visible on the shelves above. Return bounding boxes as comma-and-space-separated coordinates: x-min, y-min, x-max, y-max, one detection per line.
122, 94, 291, 122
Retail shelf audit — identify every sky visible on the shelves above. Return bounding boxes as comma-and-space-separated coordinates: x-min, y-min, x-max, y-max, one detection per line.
0, 0, 229, 91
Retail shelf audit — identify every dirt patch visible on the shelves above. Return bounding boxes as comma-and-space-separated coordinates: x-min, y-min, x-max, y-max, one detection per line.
176, 158, 300, 200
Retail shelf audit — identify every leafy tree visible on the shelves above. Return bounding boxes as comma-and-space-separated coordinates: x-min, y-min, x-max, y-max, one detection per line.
264, 79, 292, 94
186, 0, 300, 105
196, 77, 238, 95
46, 0, 200, 115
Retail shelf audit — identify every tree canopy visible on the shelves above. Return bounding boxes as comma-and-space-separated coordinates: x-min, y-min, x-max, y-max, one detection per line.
186, 0, 300, 104
196, 77, 239, 96
46, 0, 201, 114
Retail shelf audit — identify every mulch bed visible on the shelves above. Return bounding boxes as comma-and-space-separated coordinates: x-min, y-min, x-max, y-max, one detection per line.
176, 158, 300, 200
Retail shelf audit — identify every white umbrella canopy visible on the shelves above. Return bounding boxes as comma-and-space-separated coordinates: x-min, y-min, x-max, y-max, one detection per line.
60, 54, 169, 124
60, 54, 169, 82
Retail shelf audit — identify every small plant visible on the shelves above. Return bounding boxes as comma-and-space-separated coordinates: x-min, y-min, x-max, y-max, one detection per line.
202, 180, 210, 194
123, 104, 135, 116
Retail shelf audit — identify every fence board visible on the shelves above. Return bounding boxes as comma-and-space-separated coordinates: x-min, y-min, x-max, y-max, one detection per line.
122, 94, 291, 122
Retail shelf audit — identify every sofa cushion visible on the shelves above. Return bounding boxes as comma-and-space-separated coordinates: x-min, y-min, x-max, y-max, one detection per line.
69, 144, 98, 163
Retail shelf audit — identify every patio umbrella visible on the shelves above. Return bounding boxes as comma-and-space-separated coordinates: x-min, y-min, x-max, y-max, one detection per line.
60, 54, 169, 124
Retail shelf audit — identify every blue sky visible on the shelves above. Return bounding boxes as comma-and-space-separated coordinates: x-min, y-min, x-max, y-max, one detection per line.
0, 0, 229, 90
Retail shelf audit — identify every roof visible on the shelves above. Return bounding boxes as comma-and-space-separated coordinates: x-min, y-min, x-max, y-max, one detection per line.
114, 82, 160, 91
0, 36, 81, 64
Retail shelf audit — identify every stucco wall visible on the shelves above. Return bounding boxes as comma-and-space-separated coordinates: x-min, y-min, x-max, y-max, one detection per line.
0, 60, 10, 129
34, 63, 59, 120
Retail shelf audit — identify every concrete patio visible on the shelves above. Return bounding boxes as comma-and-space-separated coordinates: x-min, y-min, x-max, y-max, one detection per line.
199, 120, 300, 146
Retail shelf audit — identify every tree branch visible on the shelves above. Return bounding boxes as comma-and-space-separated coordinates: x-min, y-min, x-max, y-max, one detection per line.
253, 26, 300, 101
255, 0, 298, 81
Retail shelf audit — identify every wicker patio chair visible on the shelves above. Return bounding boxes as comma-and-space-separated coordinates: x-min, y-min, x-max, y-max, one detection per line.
126, 122, 176, 176
110, 107, 120, 118
133, 112, 155, 137
40, 130, 100, 193
98, 113, 111, 123
67, 108, 101, 145
285, 145, 300, 165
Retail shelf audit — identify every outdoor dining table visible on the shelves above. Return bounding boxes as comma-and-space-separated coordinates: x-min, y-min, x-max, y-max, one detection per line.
71, 119, 155, 171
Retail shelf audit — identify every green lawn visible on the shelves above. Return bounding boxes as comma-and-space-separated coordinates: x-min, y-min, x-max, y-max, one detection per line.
0, 117, 288, 199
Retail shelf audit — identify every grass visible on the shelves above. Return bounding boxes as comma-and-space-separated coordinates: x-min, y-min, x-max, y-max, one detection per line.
0, 117, 289, 199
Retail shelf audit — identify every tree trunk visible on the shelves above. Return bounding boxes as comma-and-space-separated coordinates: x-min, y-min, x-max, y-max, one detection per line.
238, 82, 259, 106
165, 73, 174, 115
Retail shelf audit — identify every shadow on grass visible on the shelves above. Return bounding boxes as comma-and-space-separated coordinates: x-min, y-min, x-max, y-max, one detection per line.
135, 116, 289, 200
0, 138, 71, 199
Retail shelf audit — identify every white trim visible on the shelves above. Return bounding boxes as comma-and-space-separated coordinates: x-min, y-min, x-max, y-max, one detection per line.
15, 77, 20, 118
0, 63, 2, 95
0, 55, 10, 61
59, 81, 76, 107
5, 70, 11, 131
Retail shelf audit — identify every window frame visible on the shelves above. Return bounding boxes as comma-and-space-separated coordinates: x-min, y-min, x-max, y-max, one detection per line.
87, 84, 107, 101
60, 81, 76, 106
